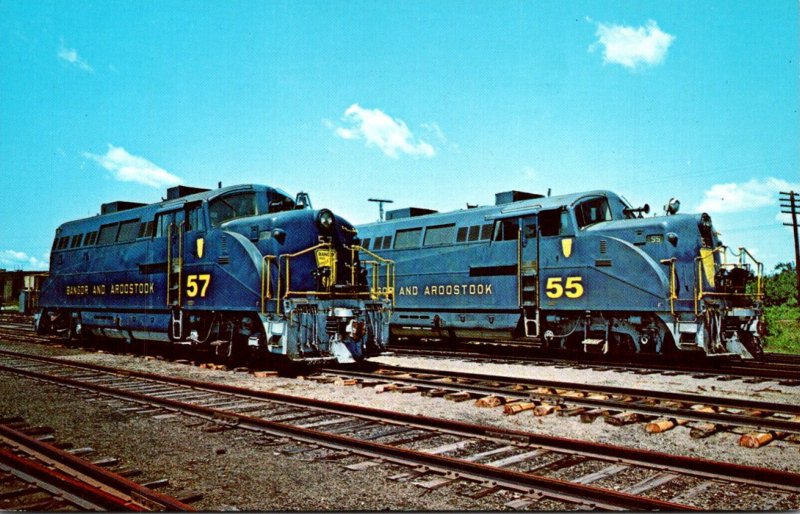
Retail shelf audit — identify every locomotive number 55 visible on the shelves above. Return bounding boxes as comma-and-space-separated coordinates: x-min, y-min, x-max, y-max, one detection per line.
545, 276, 584, 299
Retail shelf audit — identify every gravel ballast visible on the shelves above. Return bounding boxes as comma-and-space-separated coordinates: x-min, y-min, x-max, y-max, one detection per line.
1, 339, 798, 510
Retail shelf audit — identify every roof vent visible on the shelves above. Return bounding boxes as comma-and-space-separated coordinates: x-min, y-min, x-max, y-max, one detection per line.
385, 207, 438, 221
495, 190, 544, 205
100, 201, 147, 215
166, 185, 211, 200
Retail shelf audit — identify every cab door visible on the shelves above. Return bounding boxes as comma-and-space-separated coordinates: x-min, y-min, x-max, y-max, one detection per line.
182, 202, 210, 306
538, 207, 582, 311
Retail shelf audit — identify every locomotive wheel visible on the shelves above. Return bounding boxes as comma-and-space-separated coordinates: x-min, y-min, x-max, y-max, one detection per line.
214, 336, 248, 367
741, 332, 764, 360
52, 311, 74, 342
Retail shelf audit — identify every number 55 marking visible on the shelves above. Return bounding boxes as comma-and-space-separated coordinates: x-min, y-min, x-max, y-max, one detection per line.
186, 274, 211, 298
545, 276, 584, 299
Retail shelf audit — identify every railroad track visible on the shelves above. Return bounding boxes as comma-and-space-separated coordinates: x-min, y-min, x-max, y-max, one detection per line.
315, 364, 800, 444
0, 349, 798, 510
0, 419, 194, 511
389, 343, 800, 384
3, 313, 799, 383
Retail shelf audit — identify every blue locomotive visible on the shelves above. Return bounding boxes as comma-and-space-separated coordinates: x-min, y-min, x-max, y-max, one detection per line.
357, 189, 764, 359
36, 184, 394, 365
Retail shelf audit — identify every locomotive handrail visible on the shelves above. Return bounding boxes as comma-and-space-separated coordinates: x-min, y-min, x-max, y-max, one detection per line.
261, 243, 395, 315
260, 255, 277, 313
166, 222, 186, 307
659, 258, 678, 315
694, 245, 763, 314
352, 245, 395, 306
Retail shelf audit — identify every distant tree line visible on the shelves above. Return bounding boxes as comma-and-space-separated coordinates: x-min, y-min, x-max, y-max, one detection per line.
763, 262, 797, 307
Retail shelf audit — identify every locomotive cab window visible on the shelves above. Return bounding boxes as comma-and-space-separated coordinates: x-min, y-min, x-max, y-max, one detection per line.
575, 197, 611, 229
267, 191, 295, 213
70, 234, 83, 248
186, 203, 206, 231
209, 192, 257, 228
493, 218, 519, 241
521, 216, 537, 239
539, 208, 571, 237
156, 210, 185, 237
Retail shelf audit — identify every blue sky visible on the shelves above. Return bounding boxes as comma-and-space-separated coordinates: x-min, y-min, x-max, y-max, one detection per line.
1, 1, 798, 272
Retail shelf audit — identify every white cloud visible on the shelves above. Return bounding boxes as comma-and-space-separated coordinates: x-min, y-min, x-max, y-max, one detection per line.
83, 144, 182, 188
58, 41, 93, 72
0, 250, 49, 270
696, 177, 800, 213
331, 104, 435, 159
589, 20, 675, 70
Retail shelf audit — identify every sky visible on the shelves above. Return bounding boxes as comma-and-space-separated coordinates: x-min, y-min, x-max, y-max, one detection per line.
1, 1, 798, 272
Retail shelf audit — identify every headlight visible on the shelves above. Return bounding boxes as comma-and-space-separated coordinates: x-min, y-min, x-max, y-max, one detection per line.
664, 197, 681, 215
700, 213, 712, 229
317, 209, 335, 231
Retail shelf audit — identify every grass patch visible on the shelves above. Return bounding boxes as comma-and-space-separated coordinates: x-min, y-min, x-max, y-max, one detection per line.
763, 305, 800, 354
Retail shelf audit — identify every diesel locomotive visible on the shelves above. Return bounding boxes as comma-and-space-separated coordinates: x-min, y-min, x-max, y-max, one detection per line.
357, 189, 764, 359
36, 184, 394, 365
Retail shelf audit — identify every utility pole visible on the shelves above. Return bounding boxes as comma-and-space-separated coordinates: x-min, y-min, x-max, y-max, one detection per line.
368, 198, 393, 222
780, 190, 800, 305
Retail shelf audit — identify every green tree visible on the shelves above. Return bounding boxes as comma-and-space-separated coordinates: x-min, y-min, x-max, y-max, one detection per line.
763, 262, 798, 307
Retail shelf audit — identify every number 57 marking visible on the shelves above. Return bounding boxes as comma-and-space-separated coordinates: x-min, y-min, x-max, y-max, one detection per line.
186, 274, 211, 298
545, 276, 584, 299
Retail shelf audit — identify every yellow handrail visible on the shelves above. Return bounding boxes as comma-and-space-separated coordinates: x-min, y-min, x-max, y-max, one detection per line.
694, 245, 763, 314
260, 243, 395, 315
660, 258, 677, 315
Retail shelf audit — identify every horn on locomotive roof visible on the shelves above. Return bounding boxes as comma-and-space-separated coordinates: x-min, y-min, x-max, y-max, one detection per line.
623, 203, 651, 219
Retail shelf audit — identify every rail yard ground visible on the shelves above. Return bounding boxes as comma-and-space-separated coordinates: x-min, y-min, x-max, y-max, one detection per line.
0, 331, 799, 510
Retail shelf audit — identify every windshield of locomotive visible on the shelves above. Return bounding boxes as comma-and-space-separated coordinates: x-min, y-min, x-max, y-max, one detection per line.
267, 190, 296, 213
618, 195, 636, 219
575, 197, 612, 229
209, 192, 257, 227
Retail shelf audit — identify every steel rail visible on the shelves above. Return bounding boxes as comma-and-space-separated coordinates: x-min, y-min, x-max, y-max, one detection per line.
0, 358, 688, 510
0, 423, 193, 511
327, 364, 800, 433
389, 344, 800, 382
0, 448, 139, 511
0, 348, 798, 499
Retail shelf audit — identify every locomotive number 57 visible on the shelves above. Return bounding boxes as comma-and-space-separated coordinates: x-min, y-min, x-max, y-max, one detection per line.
186, 274, 211, 298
